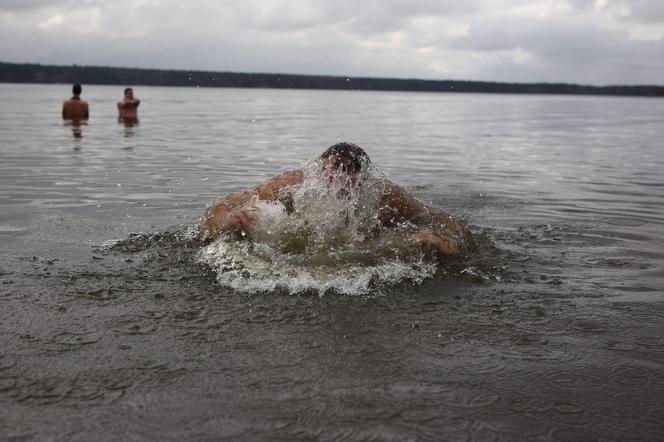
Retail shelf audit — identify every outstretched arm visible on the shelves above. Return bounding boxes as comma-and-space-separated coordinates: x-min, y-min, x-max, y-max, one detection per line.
200, 169, 304, 239
379, 182, 467, 256
201, 189, 259, 239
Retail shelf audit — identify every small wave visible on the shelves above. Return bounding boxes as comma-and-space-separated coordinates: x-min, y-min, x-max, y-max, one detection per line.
197, 235, 437, 296
99, 227, 202, 253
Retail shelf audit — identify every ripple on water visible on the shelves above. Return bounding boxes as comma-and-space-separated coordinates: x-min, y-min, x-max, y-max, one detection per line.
568, 313, 625, 334
9, 374, 122, 406
478, 414, 552, 440
112, 317, 161, 336
117, 394, 251, 440
609, 363, 663, 387
0, 355, 17, 371
538, 370, 604, 391
394, 409, 486, 441
45, 330, 105, 352
502, 392, 553, 414
547, 401, 594, 426
0, 359, 186, 407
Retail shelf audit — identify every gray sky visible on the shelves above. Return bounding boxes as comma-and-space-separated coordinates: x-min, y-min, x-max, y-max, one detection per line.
1, 0, 663, 85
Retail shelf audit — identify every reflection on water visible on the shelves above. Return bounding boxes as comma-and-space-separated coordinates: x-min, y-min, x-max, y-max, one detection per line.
120, 117, 138, 144
72, 125, 82, 139
117, 117, 139, 152
119, 116, 139, 130
63, 119, 87, 140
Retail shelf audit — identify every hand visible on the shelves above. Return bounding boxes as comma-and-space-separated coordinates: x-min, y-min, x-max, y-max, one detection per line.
414, 229, 460, 256
222, 205, 259, 234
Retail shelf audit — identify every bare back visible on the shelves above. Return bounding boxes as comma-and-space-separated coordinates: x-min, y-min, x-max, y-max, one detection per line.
62, 98, 89, 120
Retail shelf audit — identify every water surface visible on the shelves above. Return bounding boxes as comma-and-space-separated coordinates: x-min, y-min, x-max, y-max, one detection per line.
1, 83, 663, 440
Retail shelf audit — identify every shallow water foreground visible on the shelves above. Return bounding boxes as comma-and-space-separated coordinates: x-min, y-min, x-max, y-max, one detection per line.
3, 224, 663, 441
1, 84, 664, 440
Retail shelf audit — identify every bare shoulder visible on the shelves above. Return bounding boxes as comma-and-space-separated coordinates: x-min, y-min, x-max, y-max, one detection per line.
381, 179, 425, 211
374, 179, 419, 224
257, 169, 304, 201
377, 180, 464, 236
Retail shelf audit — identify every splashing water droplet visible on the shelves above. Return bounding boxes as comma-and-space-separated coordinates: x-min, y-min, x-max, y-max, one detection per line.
198, 158, 438, 295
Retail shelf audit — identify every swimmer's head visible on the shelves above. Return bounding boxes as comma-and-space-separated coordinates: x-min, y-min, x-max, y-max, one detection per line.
124, 87, 134, 99
72, 84, 82, 96
318, 143, 370, 192
320, 142, 370, 175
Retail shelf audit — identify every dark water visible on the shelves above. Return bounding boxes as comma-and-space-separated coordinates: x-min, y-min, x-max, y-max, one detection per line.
1, 83, 663, 440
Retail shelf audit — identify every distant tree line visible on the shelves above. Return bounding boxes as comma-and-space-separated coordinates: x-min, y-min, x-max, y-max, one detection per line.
1, 61, 662, 97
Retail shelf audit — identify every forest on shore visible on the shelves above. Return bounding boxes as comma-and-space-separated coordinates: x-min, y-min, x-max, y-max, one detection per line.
1, 61, 662, 97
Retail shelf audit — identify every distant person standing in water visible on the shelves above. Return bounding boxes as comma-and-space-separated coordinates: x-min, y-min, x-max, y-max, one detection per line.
117, 87, 140, 123
62, 83, 89, 120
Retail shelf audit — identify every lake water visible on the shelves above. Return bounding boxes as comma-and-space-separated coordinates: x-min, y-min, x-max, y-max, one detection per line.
1, 83, 663, 440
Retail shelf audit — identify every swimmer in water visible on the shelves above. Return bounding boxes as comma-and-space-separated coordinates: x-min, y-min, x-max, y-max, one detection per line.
201, 142, 468, 256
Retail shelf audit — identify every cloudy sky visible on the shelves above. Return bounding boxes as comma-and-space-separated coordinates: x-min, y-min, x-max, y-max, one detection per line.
1, 0, 663, 85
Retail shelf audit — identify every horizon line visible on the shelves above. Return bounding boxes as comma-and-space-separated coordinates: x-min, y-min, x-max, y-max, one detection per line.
2, 60, 662, 89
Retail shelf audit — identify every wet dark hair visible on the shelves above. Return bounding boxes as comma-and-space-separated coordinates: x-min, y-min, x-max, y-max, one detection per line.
320, 142, 371, 173
124, 87, 133, 94
72, 84, 82, 95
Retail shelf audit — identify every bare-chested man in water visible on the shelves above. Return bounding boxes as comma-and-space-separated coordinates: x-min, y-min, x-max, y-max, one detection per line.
62, 84, 89, 120
201, 143, 468, 257
117, 87, 140, 122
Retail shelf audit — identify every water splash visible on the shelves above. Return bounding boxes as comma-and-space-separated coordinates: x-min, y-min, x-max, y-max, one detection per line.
198, 238, 436, 296
197, 159, 439, 295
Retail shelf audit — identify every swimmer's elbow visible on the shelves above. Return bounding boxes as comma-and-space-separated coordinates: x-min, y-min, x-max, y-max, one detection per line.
441, 241, 460, 257
434, 236, 461, 257
200, 206, 222, 240
199, 216, 215, 240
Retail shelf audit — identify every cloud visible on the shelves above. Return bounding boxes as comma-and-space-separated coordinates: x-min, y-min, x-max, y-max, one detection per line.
567, 0, 664, 24
626, 0, 664, 23
0, 0, 60, 11
0, 0, 662, 85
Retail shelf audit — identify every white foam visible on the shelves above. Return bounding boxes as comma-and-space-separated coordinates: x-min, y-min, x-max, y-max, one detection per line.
197, 238, 436, 296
